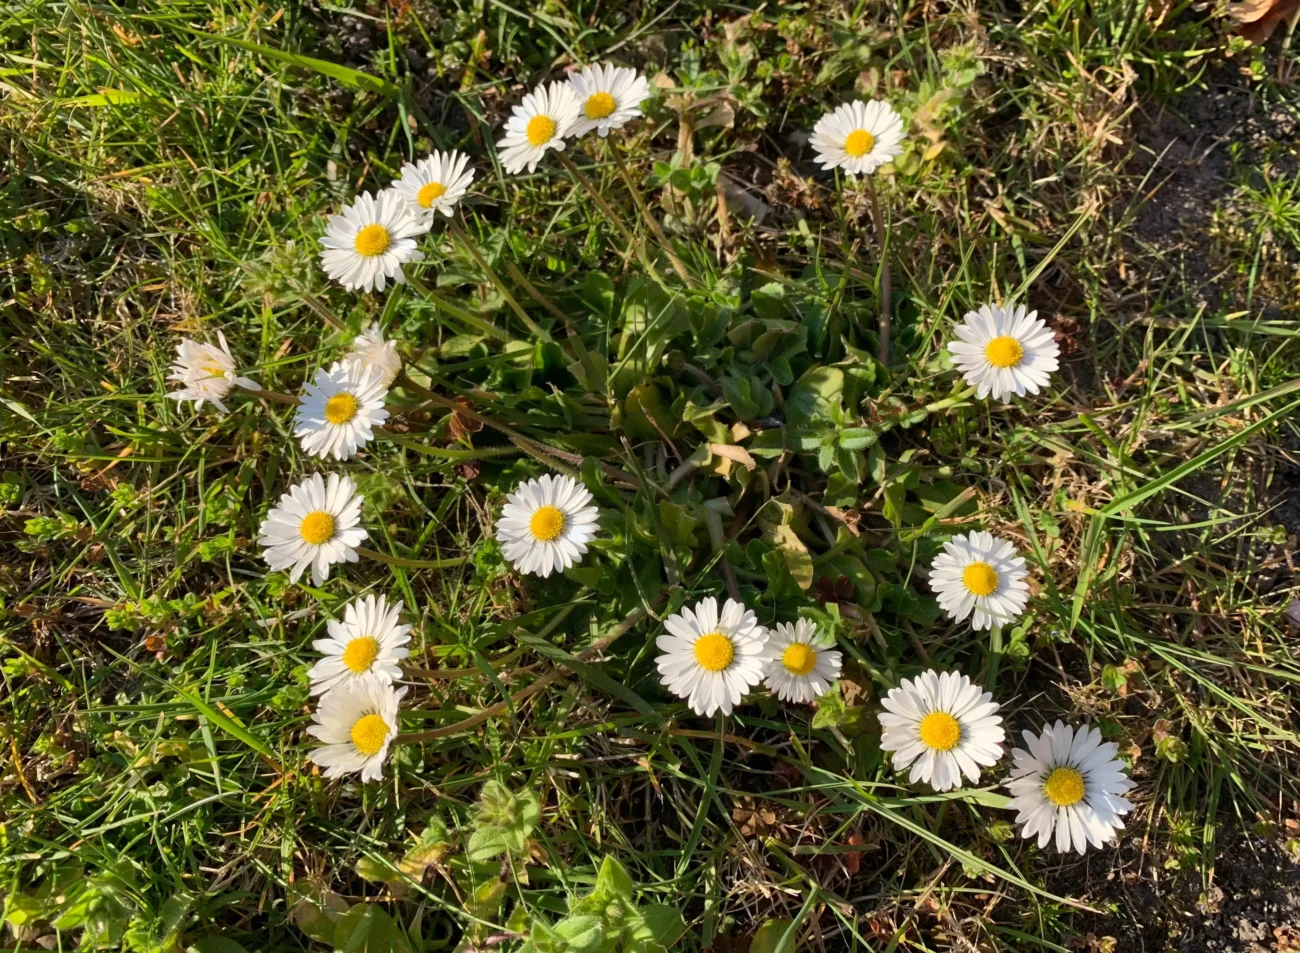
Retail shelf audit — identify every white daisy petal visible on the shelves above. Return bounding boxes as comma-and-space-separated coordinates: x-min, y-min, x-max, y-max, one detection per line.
166, 331, 258, 412
759, 618, 841, 704
391, 150, 476, 223
318, 189, 427, 293
655, 597, 769, 717
496, 81, 581, 174
947, 303, 1061, 402
308, 677, 405, 782
294, 360, 390, 461
307, 593, 412, 695
258, 473, 367, 585
809, 99, 906, 177
928, 531, 1031, 631
495, 474, 600, 577
567, 63, 651, 138
344, 323, 402, 387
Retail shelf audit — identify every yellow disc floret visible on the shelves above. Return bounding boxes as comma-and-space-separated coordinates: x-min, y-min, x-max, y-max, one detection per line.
962, 561, 999, 597
526, 115, 557, 147
844, 129, 875, 157
353, 223, 391, 257
350, 713, 390, 756
1044, 766, 1085, 806
584, 91, 617, 120
417, 181, 447, 207
782, 643, 818, 677
984, 335, 1025, 368
918, 711, 962, 751
529, 505, 566, 541
342, 636, 380, 674
299, 511, 336, 546
324, 392, 359, 425
693, 633, 735, 672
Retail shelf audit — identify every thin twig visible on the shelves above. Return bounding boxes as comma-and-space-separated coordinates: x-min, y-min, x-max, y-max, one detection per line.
863, 176, 892, 366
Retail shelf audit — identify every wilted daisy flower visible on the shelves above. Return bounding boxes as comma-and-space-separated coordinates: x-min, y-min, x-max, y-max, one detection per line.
567, 63, 651, 138
345, 323, 402, 388
318, 190, 426, 293
878, 669, 1005, 792
655, 597, 769, 717
496, 81, 581, 174
258, 473, 366, 586
948, 303, 1060, 401
1006, 721, 1135, 854
391, 150, 475, 222
307, 677, 406, 782
762, 618, 842, 704
928, 530, 1030, 631
166, 331, 259, 413
309, 593, 411, 694
294, 361, 390, 461
809, 100, 905, 177
496, 474, 599, 578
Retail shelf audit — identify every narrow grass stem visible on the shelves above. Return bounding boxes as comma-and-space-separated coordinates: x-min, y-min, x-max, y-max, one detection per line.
404, 271, 513, 343
555, 151, 638, 249
356, 546, 470, 570
237, 383, 300, 406
610, 143, 694, 288
864, 176, 892, 366
297, 292, 348, 332
448, 219, 550, 342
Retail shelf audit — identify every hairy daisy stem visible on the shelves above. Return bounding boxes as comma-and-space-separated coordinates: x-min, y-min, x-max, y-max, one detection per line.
447, 219, 550, 342
394, 601, 657, 744
356, 546, 470, 570
499, 256, 605, 392
404, 272, 513, 343
297, 292, 348, 332
236, 383, 300, 406
610, 143, 694, 288
555, 152, 643, 256
863, 176, 892, 366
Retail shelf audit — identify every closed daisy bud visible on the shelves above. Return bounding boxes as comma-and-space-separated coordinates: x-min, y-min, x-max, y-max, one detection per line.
166, 331, 258, 413
345, 323, 402, 388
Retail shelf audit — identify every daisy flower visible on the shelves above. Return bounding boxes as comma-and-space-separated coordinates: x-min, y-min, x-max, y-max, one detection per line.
308, 593, 412, 695
496, 81, 581, 174
567, 63, 651, 138
318, 189, 426, 293
391, 150, 475, 222
928, 530, 1030, 631
762, 618, 842, 704
258, 473, 367, 586
948, 303, 1060, 401
166, 331, 258, 413
345, 323, 402, 388
878, 669, 1005, 792
307, 677, 406, 782
495, 474, 599, 578
809, 100, 905, 177
1006, 721, 1135, 854
294, 360, 390, 461
655, 596, 769, 717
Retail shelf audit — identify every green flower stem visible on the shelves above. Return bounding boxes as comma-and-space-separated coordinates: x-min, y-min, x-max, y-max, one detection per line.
447, 218, 550, 342
355, 546, 470, 569
236, 383, 300, 406
863, 175, 892, 366
555, 151, 638, 247
499, 256, 606, 392
297, 292, 348, 332
404, 271, 513, 343
610, 142, 694, 288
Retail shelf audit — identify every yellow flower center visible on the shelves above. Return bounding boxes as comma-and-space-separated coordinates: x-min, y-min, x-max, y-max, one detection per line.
584, 91, 617, 120
324, 392, 359, 425
529, 505, 566, 541
984, 335, 1025, 368
200, 363, 226, 378
962, 561, 999, 597
844, 129, 875, 157
526, 114, 557, 147
1044, 766, 1085, 806
918, 711, 962, 751
782, 643, 818, 677
417, 181, 447, 207
693, 632, 735, 672
341, 636, 380, 674
353, 223, 391, 257
299, 511, 336, 546
350, 713, 390, 756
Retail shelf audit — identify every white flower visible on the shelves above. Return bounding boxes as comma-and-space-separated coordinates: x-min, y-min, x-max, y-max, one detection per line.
496, 81, 581, 174
391, 150, 475, 222
567, 64, 651, 138
761, 619, 841, 704
308, 593, 412, 695
655, 597, 769, 717
294, 360, 390, 461
878, 669, 1005, 792
258, 473, 367, 586
948, 303, 1060, 401
928, 530, 1030, 631
307, 677, 406, 782
166, 331, 258, 413
495, 474, 599, 578
318, 190, 426, 293
1006, 721, 1135, 854
809, 100, 905, 177
345, 323, 402, 388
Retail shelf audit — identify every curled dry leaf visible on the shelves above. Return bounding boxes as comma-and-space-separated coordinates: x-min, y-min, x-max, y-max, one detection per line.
1229, 0, 1300, 44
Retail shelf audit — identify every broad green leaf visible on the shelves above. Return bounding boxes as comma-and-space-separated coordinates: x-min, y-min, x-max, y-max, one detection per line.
593, 857, 635, 902
751, 918, 797, 953
333, 903, 412, 953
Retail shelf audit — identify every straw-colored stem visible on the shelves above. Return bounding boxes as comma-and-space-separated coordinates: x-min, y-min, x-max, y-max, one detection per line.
236, 383, 301, 406
355, 546, 470, 570
448, 219, 549, 341
404, 271, 512, 343
610, 144, 694, 288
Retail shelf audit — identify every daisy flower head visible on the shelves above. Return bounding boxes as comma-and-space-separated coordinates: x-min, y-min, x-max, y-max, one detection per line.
258, 473, 367, 586
809, 99, 905, 177
496, 81, 581, 174
567, 63, 651, 138
878, 669, 1005, 792
166, 331, 258, 413
318, 189, 426, 293
655, 597, 769, 717
948, 303, 1060, 402
762, 618, 842, 704
1006, 721, 1135, 854
391, 150, 475, 222
308, 593, 412, 695
495, 474, 599, 578
345, 323, 402, 388
307, 677, 406, 782
294, 360, 390, 461
928, 530, 1030, 631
